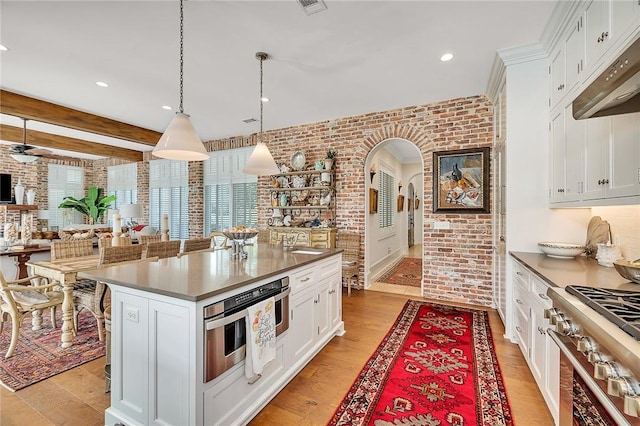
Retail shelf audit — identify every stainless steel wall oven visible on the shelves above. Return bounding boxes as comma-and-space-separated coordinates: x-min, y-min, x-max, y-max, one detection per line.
204, 277, 290, 383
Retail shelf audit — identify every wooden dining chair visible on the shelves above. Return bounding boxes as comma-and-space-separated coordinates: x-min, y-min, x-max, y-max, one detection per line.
139, 234, 162, 245
142, 240, 181, 259
0, 271, 63, 358
98, 236, 132, 250
182, 237, 213, 253
209, 232, 228, 250
336, 233, 360, 297
99, 244, 144, 265
50, 239, 94, 261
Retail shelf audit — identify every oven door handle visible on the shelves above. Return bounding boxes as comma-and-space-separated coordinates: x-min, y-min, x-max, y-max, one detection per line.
205, 288, 290, 332
548, 330, 632, 426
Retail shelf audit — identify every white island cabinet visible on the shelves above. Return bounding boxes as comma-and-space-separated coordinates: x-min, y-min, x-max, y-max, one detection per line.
81, 246, 344, 426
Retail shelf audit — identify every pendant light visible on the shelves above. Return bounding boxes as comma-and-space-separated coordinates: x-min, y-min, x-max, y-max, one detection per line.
153, 0, 208, 161
243, 52, 279, 176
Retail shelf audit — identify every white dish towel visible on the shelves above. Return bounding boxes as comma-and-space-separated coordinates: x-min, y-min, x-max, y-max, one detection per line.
245, 296, 277, 380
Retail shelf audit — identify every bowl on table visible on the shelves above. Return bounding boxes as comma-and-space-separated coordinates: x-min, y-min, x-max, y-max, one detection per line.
613, 259, 640, 284
538, 242, 585, 259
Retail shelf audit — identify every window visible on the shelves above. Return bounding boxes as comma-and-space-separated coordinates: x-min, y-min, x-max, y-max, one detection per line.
149, 160, 189, 239
203, 147, 257, 234
378, 170, 395, 229
107, 163, 137, 209
48, 164, 84, 228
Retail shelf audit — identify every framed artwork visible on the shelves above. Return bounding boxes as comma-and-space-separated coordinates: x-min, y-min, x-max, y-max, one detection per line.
369, 188, 378, 214
397, 195, 404, 212
433, 147, 490, 214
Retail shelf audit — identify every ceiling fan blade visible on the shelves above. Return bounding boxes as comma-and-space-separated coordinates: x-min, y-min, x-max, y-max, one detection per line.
26, 148, 52, 155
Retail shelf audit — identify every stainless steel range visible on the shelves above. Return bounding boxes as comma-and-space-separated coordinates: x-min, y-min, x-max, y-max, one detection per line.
547, 284, 640, 426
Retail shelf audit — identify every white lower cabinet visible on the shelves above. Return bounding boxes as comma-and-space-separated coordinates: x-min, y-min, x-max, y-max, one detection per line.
511, 258, 559, 425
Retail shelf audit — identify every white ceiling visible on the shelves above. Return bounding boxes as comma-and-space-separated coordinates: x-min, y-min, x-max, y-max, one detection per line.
0, 0, 558, 158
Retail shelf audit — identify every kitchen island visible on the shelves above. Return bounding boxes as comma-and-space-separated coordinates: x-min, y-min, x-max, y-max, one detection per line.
81, 245, 344, 426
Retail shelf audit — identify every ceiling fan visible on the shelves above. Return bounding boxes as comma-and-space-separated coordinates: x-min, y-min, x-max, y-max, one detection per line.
10, 118, 52, 163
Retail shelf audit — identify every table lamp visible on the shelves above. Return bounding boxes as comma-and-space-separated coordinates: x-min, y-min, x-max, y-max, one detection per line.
119, 204, 143, 234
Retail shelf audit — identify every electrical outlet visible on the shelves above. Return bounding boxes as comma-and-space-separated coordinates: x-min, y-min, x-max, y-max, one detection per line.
125, 307, 139, 323
434, 220, 451, 230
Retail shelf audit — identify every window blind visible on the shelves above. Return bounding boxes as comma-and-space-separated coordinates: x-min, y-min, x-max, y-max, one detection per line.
48, 164, 85, 228
203, 147, 257, 234
107, 163, 137, 210
378, 170, 395, 229
149, 160, 189, 239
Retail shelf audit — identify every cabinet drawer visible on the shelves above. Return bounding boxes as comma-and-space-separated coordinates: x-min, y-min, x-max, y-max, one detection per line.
512, 260, 530, 290
310, 232, 328, 242
317, 256, 340, 281
289, 266, 316, 293
531, 275, 553, 309
513, 281, 529, 318
513, 302, 529, 355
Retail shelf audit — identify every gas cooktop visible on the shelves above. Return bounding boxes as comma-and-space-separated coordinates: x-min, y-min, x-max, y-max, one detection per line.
566, 285, 640, 341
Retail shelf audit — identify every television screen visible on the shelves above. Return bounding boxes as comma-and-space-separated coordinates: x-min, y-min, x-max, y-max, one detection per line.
0, 174, 11, 203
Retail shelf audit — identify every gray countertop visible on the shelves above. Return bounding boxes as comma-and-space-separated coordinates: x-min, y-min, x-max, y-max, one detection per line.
80, 245, 342, 302
510, 251, 639, 291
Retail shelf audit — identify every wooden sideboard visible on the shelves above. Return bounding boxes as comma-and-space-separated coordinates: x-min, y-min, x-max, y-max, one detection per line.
269, 227, 336, 248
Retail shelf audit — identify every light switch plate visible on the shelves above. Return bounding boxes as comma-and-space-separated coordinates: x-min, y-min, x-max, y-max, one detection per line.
434, 220, 451, 230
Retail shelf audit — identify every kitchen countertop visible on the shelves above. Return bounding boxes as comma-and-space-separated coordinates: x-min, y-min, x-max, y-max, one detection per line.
80, 245, 342, 302
510, 251, 639, 291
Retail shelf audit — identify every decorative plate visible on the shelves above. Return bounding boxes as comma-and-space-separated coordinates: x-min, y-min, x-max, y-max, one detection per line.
291, 151, 306, 171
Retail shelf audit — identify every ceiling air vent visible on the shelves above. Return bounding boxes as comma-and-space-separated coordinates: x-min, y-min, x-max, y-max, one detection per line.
243, 118, 258, 124
298, 0, 327, 16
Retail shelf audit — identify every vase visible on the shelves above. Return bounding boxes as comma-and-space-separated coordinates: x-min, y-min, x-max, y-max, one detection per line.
323, 158, 333, 170
26, 189, 36, 205
14, 178, 24, 205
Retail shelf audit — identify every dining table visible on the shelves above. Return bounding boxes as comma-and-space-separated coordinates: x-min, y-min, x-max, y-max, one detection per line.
0, 245, 51, 280
27, 255, 100, 348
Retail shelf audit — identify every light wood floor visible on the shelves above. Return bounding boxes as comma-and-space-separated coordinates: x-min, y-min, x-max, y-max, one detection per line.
0, 279, 553, 425
368, 243, 423, 297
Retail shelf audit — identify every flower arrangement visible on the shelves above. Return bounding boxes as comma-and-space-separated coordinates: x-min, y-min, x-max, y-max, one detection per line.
325, 148, 337, 159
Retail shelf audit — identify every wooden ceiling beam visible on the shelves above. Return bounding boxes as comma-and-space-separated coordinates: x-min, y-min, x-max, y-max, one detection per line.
0, 124, 144, 162
0, 90, 161, 146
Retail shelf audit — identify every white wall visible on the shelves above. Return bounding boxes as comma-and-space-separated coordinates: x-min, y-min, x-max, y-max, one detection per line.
505, 58, 591, 252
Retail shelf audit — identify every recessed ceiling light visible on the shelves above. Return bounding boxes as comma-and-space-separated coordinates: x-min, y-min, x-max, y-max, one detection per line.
0, 44, 8, 51
440, 53, 454, 62
260, 96, 270, 102
162, 105, 173, 110
96, 81, 109, 88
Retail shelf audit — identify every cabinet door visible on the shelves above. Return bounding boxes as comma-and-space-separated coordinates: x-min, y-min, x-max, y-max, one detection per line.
328, 274, 342, 331
545, 329, 560, 425
529, 308, 547, 387
550, 110, 567, 202
608, 113, 640, 198
315, 279, 330, 338
550, 47, 566, 107
583, 116, 610, 200
611, 0, 640, 45
565, 17, 584, 92
565, 104, 585, 201
584, 0, 610, 72
289, 287, 317, 361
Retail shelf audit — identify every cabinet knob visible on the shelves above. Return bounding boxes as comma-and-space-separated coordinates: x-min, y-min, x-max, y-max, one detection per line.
624, 394, 640, 417
537, 326, 546, 335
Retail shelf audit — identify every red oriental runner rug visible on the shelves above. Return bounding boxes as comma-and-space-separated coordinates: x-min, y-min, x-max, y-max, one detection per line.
377, 258, 422, 287
0, 309, 105, 391
329, 300, 514, 426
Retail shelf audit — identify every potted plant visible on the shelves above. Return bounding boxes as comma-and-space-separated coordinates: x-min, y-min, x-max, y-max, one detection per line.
58, 186, 116, 225
324, 148, 337, 170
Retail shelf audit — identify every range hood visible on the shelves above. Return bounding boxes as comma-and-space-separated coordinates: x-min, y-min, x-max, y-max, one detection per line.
573, 36, 640, 119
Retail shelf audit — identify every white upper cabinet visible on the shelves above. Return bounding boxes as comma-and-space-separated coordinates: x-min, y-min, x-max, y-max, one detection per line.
565, 17, 585, 94
611, 0, 640, 45
582, 116, 610, 200
584, 0, 611, 73
550, 46, 567, 107
608, 113, 640, 198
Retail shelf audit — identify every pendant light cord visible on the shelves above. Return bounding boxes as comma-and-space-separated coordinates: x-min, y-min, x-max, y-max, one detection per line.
259, 55, 264, 137
179, 0, 185, 113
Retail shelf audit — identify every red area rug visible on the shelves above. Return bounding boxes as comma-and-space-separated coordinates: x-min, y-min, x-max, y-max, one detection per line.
0, 309, 105, 391
329, 300, 514, 426
377, 258, 422, 287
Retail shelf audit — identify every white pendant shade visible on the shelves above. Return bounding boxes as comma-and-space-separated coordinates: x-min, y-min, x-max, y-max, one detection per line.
153, 112, 209, 161
243, 142, 279, 175
10, 154, 39, 163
